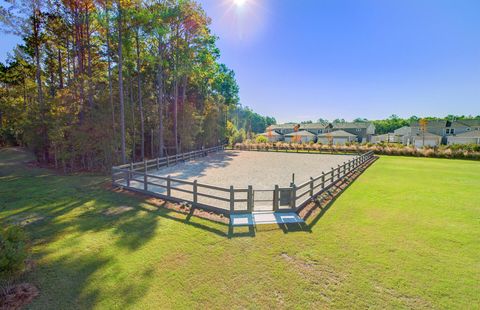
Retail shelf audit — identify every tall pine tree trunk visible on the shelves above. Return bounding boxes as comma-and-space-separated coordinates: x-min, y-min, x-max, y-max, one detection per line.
117, 3, 126, 164
33, 7, 48, 162
135, 28, 144, 160
105, 4, 116, 155
130, 76, 136, 162
86, 6, 94, 110
58, 49, 64, 89
156, 39, 164, 157
174, 77, 179, 154
180, 75, 187, 151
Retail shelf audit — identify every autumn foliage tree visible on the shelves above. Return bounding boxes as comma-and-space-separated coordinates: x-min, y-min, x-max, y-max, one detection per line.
0, 0, 245, 171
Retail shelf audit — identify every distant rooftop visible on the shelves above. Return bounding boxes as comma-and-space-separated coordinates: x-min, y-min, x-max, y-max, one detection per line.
317, 130, 357, 137
284, 130, 316, 136
259, 131, 282, 136
410, 119, 480, 128
332, 122, 372, 129
453, 130, 480, 138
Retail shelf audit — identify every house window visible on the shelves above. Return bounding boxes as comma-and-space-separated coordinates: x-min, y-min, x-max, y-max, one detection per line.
356, 128, 361, 132
445, 128, 455, 134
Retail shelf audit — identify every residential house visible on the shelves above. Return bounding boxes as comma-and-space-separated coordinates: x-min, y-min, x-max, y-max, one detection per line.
393, 126, 415, 145
332, 122, 375, 143
447, 130, 480, 145
266, 123, 298, 135
413, 132, 442, 148
317, 130, 357, 145
448, 119, 480, 135
284, 130, 316, 143
300, 122, 329, 135
371, 133, 401, 144
410, 120, 447, 137
258, 130, 282, 142
410, 119, 480, 144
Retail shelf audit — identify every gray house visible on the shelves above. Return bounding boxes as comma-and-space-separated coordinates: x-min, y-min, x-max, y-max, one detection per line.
447, 130, 480, 145
410, 119, 480, 144
300, 122, 329, 135
317, 130, 357, 145
331, 122, 376, 143
266, 122, 329, 139
267, 121, 376, 143
266, 123, 298, 135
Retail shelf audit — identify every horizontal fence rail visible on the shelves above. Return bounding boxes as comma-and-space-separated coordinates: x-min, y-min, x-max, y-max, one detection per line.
112, 146, 375, 215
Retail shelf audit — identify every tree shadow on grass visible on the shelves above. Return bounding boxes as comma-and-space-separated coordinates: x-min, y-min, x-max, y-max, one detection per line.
0, 150, 223, 308
25, 246, 156, 308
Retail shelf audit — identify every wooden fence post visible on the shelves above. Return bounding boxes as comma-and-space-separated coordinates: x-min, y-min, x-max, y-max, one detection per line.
126, 170, 130, 187
129, 162, 133, 180
167, 175, 171, 197
156, 157, 160, 170
247, 185, 253, 212
331, 167, 335, 182
274, 185, 279, 211
310, 177, 314, 196
321, 172, 325, 189
193, 180, 198, 204
290, 184, 297, 209
143, 169, 148, 191
230, 186, 235, 213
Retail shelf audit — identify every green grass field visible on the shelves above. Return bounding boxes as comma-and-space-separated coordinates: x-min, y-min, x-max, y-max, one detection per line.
1, 148, 479, 309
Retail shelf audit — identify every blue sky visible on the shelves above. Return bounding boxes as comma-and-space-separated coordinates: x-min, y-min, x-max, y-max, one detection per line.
1, 0, 479, 123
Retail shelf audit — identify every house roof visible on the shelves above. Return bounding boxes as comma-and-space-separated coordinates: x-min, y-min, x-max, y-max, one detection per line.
259, 131, 282, 136
452, 119, 480, 127
393, 126, 413, 135
449, 130, 480, 138
285, 130, 316, 137
414, 131, 442, 138
317, 130, 357, 137
300, 122, 329, 129
267, 123, 298, 130
410, 120, 447, 128
332, 122, 372, 129
410, 119, 480, 128
268, 122, 329, 130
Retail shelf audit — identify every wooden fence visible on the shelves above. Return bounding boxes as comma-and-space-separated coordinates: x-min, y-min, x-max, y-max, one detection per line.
112, 146, 375, 215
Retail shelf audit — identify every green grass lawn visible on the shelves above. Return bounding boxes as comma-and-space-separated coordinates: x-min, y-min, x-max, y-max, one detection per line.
1, 148, 479, 309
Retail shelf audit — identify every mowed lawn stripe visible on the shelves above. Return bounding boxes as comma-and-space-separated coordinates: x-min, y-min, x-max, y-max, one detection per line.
0, 148, 479, 309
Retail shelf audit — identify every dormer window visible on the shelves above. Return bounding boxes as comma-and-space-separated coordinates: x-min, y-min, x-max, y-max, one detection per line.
445, 128, 455, 135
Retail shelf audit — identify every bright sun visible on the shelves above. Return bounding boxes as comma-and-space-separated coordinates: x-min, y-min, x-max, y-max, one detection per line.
234, 0, 247, 7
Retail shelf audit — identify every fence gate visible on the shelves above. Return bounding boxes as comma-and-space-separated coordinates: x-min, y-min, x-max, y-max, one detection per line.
253, 188, 293, 212
253, 190, 275, 211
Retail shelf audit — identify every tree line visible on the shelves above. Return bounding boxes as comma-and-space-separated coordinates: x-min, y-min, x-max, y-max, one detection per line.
0, 0, 274, 171
305, 115, 479, 134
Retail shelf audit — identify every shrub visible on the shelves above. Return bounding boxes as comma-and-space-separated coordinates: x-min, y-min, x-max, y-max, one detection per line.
235, 141, 480, 160
255, 135, 268, 143
0, 226, 28, 278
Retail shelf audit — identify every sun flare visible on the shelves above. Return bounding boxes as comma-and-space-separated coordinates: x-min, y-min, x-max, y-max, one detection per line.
234, 0, 247, 7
